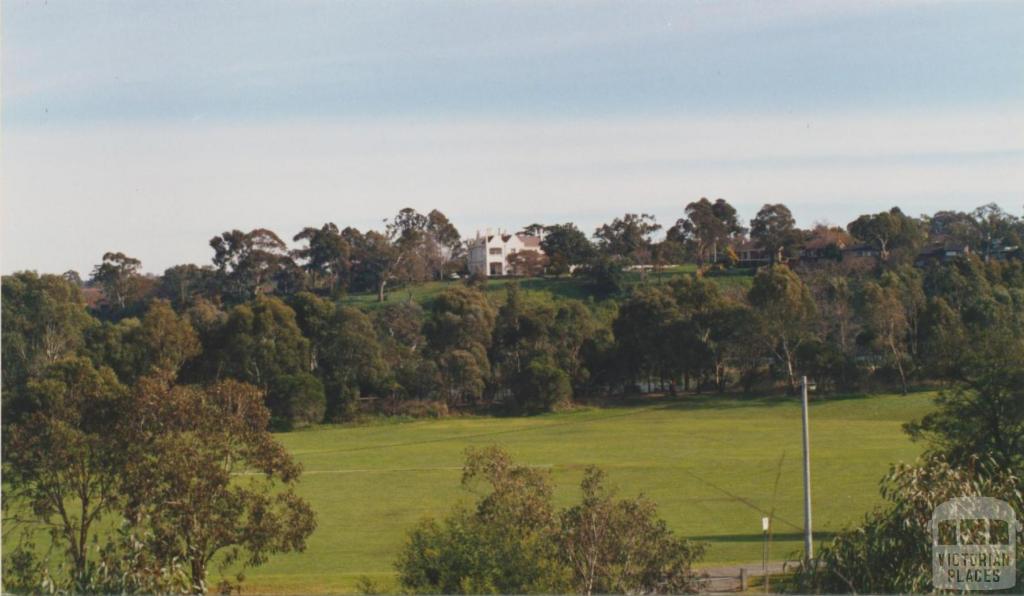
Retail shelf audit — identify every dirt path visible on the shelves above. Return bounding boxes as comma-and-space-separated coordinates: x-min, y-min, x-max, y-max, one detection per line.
697, 561, 793, 592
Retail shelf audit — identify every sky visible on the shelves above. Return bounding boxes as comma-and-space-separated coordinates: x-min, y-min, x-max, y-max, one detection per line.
3, 1, 1023, 275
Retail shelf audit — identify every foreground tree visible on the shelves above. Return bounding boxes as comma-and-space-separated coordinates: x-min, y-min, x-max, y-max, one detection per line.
397, 447, 568, 594
396, 447, 704, 595
795, 454, 1022, 594
3, 358, 129, 585
905, 336, 1024, 474
798, 343, 1024, 593
124, 377, 317, 592
560, 467, 706, 595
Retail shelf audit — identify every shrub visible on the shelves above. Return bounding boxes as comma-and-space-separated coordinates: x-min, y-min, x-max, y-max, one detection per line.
395, 447, 704, 594
269, 373, 326, 429
793, 454, 1023, 594
510, 356, 572, 414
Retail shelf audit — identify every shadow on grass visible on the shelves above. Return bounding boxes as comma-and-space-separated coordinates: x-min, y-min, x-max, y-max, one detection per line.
579, 392, 798, 414
689, 531, 837, 544
635, 388, 934, 414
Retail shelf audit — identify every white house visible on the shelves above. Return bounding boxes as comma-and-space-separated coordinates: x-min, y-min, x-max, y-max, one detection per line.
467, 229, 543, 277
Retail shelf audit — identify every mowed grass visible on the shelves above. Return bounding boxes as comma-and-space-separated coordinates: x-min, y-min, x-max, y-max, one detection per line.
243, 391, 934, 593
341, 265, 754, 311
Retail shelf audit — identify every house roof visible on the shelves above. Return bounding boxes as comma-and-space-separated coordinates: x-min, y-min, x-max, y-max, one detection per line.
81, 286, 104, 308
841, 243, 877, 253
732, 238, 761, 251
517, 234, 541, 248
804, 231, 848, 251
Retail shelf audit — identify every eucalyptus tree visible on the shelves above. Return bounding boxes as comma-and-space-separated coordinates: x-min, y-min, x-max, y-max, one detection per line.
124, 377, 316, 592
669, 197, 745, 266
541, 223, 595, 276
3, 357, 130, 584
90, 251, 143, 313
2, 272, 95, 393
209, 228, 296, 302
593, 213, 661, 270
424, 286, 497, 404
847, 207, 925, 262
747, 264, 818, 392
749, 203, 800, 264
292, 223, 352, 295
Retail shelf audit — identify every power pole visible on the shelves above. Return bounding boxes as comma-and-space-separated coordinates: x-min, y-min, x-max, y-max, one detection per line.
801, 375, 813, 565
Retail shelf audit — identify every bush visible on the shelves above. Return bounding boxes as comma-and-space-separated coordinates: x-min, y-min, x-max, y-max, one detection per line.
395, 447, 705, 594
510, 356, 572, 414
575, 256, 626, 297
269, 373, 326, 429
796, 340, 865, 394
792, 454, 1023, 594
381, 399, 450, 419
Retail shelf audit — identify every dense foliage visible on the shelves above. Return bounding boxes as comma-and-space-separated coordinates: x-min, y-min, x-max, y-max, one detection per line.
4, 202, 1023, 426
395, 447, 705, 595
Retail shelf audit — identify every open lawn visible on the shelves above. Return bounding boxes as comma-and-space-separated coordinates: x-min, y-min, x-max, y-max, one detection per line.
243, 391, 934, 593
340, 265, 754, 311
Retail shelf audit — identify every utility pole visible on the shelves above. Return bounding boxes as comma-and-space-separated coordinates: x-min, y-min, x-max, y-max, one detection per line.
801, 376, 813, 565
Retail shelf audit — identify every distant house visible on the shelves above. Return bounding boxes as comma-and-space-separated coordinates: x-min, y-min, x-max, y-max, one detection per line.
987, 241, 1021, 262
914, 240, 971, 267
798, 228, 850, 264
467, 230, 544, 277
81, 286, 105, 309
732, 239, 771, 267
840, 243, 881, 261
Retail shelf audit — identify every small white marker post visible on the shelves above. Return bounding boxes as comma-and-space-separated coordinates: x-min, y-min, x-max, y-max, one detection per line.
761, 515, 770, 591
801, 376, 813, 565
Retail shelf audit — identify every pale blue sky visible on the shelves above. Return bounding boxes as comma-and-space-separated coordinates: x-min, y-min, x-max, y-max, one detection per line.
3, 1, 1023, 274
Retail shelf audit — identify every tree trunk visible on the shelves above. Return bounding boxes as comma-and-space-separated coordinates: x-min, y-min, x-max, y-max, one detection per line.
781, 338, 797, 394
191, 558, 207, 594
889, 337, 908, 395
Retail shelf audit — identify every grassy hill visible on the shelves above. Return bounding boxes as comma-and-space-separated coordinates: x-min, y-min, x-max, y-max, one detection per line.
243, 391, 934, 593
341, 265, 755, 311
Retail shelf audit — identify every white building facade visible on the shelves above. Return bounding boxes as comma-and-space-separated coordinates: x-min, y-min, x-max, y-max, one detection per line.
467, 230, 543, 277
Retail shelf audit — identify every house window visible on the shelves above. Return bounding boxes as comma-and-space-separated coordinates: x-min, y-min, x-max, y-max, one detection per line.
489, 248, 502, 255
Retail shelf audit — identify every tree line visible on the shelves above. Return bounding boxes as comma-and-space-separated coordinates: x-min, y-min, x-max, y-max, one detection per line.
5, 202, 1024, 429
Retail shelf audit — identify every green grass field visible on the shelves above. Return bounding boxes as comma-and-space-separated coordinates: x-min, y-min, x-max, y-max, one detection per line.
341, 265, 754, 311
242, 391, 934, 593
